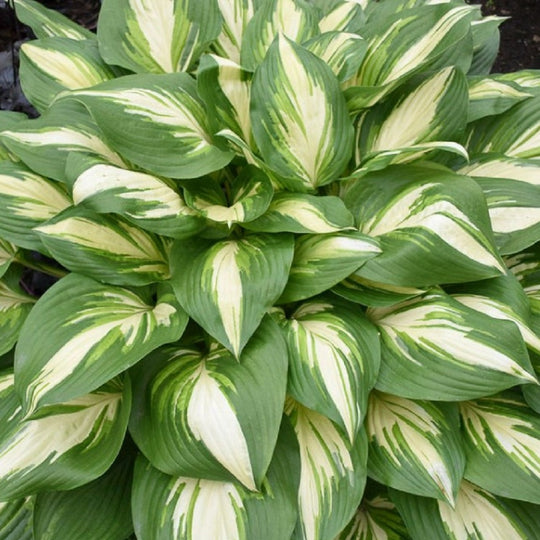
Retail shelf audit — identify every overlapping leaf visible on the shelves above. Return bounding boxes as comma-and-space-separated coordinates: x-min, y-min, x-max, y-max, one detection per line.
213, 0, 255, 63
0, 497, 33, 540
15, 274, 187, 415
0, 240, 17, 279
317, 1, 364, 34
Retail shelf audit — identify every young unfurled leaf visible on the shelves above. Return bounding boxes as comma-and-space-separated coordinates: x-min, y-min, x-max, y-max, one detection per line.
170, 233, 294, 357
366, 392, 465, 504
129, 316, 287, 489
0, 497, 33, 540
15, 274, 187, 415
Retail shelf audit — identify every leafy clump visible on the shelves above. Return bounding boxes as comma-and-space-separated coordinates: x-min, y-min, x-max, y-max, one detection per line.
0, 0, 539, 538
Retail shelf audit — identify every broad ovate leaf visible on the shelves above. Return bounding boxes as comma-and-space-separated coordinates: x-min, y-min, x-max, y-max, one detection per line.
35, 207, 170, 286
15, 273, 187, 415
97, 0, 222, 73
274, 297, 380, 441
460, 393, 540, 504
0, 162, 71, 252
370, 291, 538, 401
71, 73, 234, 179
0, 371, 130, 500
170, 233, 294, 357
129, 316, 287, 489
366, 392, 464, 504
286, 400, 368, 540
250, 35, 353, 192
0, 497, 33, 539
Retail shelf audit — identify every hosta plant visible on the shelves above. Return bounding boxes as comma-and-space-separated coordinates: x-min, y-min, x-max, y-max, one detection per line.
1, 0, 540, 538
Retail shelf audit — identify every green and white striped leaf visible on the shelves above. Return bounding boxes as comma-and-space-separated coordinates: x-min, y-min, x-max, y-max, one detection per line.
14, 273, 187, 415
0, 371, 130, 500
72, 73, 234, 178
303, 32, 367, 84
0, 162, 71, 252
19, 38, 116, 112
0, 239, 17, 279
36, 207, 170, 286
391, 480, 540, 540
0, 111, 27, 162
460, 393, 540, 503
170, 233, 293, 357
366, 392, 464, 504
0, 269, 35, 356
346, 164, 505, 287
14, 0, 94, 40
97, 0, 222, 74
274, 297, 380, 441
70, 156, 204, 239
318, 1, 364, 34
132, 420, 300, 540
370, 291, 538, 401
244, 193, 354, 233
0, 100, 125, 183
184, 166, 273, 225
0, 497, 33, 540
467, 76, 533, 123
213, 0, 255, 63
279, 231, 381, 303
129, 316, 287, 489
197, 54, 254, 144
250, 35, 353, 192
33, 451, 134, 540
241, 0, 318, 70
286, 400, 368, 540
459, 155, 540, 186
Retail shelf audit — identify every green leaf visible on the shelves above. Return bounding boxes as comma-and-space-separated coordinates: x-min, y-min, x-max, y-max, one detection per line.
0, 371, 130, 500
469, 15, 505, 76
286, 399, 368, 540
460, 393, 540, 504
14, 0, 94, 40
0, 111, 28, 162
131, 420, 300, 540
170, 233, 293, 357
72, 73, 234, 179
370, 291, 538, 401
0, 497, 33, 540
36, 207, 170, 286
459, 155, 540, 186
391, 480, 540, 540
366, 392, 464, 504
98, 0, 222, 74
274, 297, 380, 441
0, 162, 71, 252
19, 38, 116, 112
0, 239, 18, 279
279, 231, 381, 303
129, 316, 287, 489
317, 1, 364, 34
33, 451, 134, 540
346, 164, 505, 287
250, 35, 353, 192
244, 192, 355, 234
15, 274, 187, 415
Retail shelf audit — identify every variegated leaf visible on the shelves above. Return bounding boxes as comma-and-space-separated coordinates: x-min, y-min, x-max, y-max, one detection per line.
213, 0, 255, 63
274, 297, 379, 441
391, 480, 540, 540
346, 164, 505, 287
250, 35, 353, 192
460, 393, 540, 503
370, 291, 538, 400
132, 421, 300, 540
72, 73, 234, 178
286, 399, 368, 540
318, 1, 364, 34
184, 166, 273, 225
14, 273, 187, 415
0, 371, 130, 500
170, 233, 293, 357
14, 0, 94, 40
241, 0, 318, 70
279, 232, 381, 303
19, 38, 116, 112
98, 0, 222, 74
469, 15, 505, 76
0, 162, 71, 252
0, 111, 27, 162
129, 316, 287, 489
0, 239, 17, 279
33, 451, 134, 540
244, 193, 354, 233
459, 155, 540, 186
366, 392, 464, 504
0, 100, 125, 183
0, 497, 33, 540
36, 207, 170, 286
